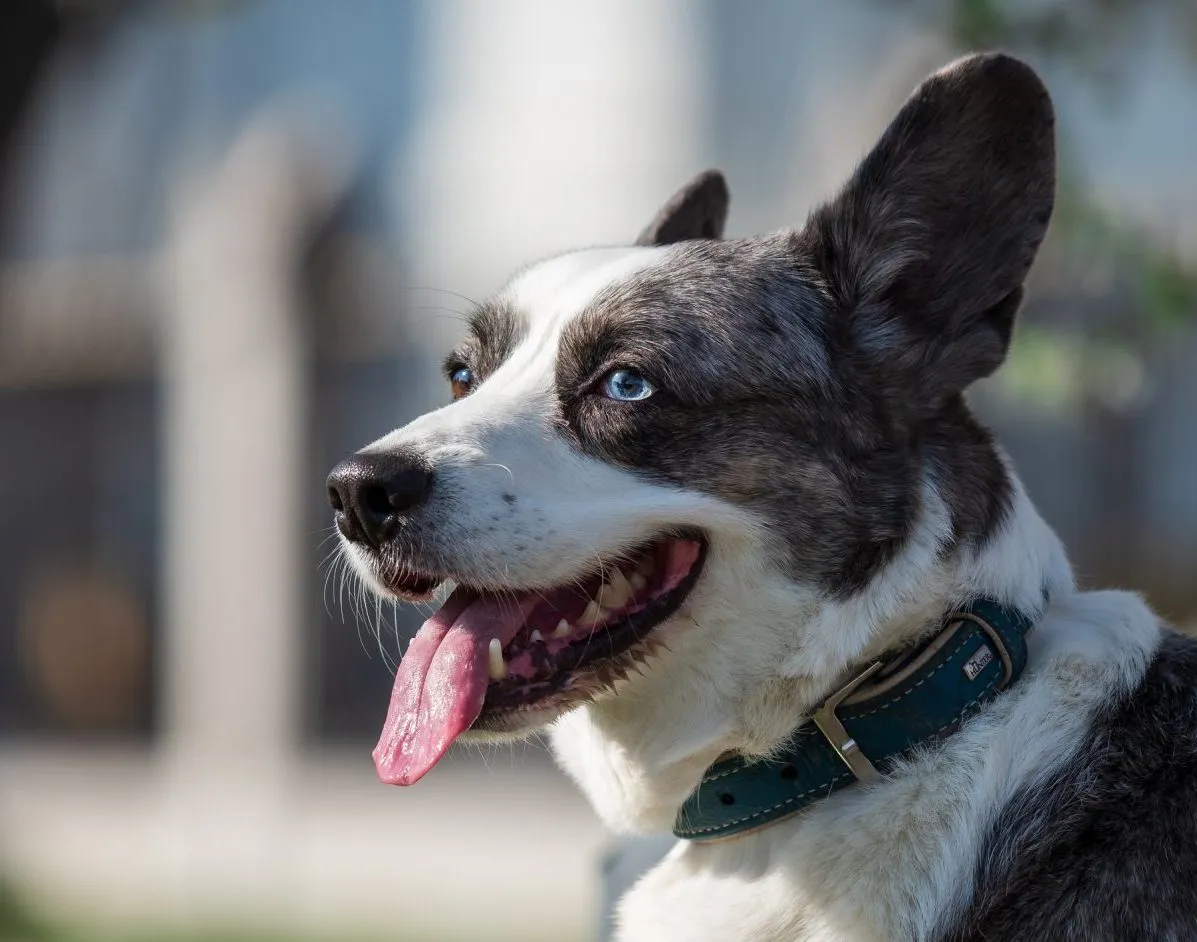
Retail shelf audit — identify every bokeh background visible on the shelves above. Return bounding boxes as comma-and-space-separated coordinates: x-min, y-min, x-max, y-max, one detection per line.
1, 1, 1195, 940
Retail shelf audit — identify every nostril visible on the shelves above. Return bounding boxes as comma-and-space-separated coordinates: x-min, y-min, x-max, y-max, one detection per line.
383, 466, 433, 513
328, 486, 345, 513
363, 484, 394, 517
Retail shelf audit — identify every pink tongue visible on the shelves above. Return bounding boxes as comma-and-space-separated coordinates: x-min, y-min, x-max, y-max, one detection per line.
373, 587, 539, 785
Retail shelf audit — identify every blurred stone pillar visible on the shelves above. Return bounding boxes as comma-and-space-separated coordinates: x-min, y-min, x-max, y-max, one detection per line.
397, 5, 705, 933
398, 0, 705, 360
160, 113, 350, 782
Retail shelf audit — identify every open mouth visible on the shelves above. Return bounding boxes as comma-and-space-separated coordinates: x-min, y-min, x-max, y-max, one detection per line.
372, 533, 708, 785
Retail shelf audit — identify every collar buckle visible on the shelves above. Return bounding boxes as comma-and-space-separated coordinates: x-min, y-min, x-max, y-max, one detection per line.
809, 660, 885, 784
809, 608, 1018, 786
675, 594, 1043, 842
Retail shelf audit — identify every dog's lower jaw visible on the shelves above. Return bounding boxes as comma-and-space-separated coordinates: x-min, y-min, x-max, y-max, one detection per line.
547, 549, 814, 833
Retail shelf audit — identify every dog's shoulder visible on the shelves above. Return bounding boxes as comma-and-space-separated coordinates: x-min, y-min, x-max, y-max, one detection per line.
938, 627, 1197, 942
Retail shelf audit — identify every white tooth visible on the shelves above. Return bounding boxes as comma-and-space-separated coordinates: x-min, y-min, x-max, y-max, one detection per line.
553, 619, 572, 639
630, 572, 647, 591
530, 629, 543, 644
600, 571, 633, 609
487, 638, 507, 680
580, 600, 602, 625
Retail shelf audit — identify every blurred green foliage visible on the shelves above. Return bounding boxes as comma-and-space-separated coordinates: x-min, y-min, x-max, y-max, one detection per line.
950, 0, 1196, 328
1052, 181, 1197, 335
890, 0, 1197, 410
906, 0, 1197, 85
1, 879, 411, 942
0, 879, 51, 942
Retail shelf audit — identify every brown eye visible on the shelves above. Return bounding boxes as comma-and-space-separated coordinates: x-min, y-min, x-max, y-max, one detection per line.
450, 366, 474, 399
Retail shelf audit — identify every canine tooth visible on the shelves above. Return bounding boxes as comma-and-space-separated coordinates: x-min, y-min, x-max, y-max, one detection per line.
530, 629, 543, 644
630, 572, 647, 591
580, 600, 602, 625
553, 619, 572, 639
487, 638, 507, 681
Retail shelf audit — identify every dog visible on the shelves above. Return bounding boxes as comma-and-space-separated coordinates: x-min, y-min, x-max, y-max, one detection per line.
326, 53, 1197, 941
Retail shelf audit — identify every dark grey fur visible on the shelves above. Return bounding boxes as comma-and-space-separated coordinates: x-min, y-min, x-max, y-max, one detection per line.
445, 301, 523, 382
438, 55, 1054, 596
634, 168, 730, 246
934, 629, 1197, 942
372, 53, 1055, 596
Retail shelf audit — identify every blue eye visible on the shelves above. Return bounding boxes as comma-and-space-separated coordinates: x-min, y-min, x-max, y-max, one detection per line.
601, 369, 656, 402
450, 367, 474, 398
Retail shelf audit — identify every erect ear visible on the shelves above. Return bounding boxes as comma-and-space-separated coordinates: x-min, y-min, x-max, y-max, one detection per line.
635, 169, 730, 245
805, 53, 1056, 402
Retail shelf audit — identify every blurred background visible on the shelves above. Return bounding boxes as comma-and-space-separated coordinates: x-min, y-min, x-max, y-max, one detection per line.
0, 1, 1195, 939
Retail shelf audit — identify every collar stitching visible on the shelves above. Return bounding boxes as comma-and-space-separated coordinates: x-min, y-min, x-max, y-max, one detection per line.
841, 628, 981, 720
677, 770, 854, 837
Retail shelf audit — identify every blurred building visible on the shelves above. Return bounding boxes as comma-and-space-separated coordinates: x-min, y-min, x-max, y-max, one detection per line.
0, 1, 1195, 939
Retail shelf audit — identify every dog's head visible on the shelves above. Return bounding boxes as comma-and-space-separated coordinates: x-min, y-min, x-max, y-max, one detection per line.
327, 54, 1055, 817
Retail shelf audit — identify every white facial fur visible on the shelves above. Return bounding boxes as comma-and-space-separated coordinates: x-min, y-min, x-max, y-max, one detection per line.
347, 245, 836, 751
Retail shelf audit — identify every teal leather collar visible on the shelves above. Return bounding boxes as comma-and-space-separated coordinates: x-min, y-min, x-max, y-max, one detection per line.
674, 597, 1040, 842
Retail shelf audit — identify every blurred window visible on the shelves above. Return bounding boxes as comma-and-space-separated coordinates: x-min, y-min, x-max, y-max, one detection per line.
0, 382, 158, 738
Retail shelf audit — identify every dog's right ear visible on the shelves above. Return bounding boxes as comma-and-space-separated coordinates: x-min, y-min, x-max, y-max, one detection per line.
804, 53, 1056, 406
635, 169, 730, 245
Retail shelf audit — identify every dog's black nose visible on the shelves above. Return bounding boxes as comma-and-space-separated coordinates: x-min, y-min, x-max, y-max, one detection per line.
326, 451, 432, 547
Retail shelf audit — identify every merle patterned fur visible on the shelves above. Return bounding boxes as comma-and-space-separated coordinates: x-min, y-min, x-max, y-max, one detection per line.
452, 53, 1052, 598
936, 630, 1197, 941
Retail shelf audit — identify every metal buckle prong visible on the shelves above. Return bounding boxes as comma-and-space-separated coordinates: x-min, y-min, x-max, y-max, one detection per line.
810, 661, 884, 784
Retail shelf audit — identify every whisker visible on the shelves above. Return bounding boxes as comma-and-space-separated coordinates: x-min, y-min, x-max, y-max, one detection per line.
402, 285, 481, 308
481, 463, 515, 486
320, 546, 344, 619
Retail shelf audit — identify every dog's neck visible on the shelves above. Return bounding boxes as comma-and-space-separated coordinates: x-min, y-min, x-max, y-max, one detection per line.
549, 473, 1075, 834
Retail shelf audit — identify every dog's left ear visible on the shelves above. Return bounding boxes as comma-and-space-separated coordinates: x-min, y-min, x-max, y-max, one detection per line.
635, 169, 730, 245
805, 53, 1055, 403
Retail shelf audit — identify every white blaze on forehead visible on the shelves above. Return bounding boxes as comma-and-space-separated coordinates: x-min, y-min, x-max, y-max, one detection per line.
369, 244, 669, 449
503, 244, 671, 351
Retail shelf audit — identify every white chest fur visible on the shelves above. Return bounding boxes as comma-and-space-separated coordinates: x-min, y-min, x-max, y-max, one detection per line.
614, 591, 1160, 942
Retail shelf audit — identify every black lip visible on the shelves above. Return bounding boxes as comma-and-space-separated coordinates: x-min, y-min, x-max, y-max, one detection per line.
370, 559, 442, 599
472, 535, 709, 728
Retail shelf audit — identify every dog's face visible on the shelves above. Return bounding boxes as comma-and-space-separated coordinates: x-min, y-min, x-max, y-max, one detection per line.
327, 54, 1056, 805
